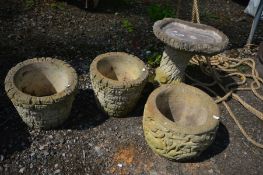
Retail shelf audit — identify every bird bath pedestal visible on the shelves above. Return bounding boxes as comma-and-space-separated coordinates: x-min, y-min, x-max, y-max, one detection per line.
153, 18, 229, 83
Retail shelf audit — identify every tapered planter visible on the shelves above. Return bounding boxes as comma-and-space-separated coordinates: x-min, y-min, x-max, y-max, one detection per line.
5, 58, 78, 129
153, 18, 229, 83
143, 83, 220, 160
90, 52, 148, 117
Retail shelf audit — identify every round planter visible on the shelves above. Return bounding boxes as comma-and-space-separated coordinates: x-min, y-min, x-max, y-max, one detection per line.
5, 57, 78, 129
143, 83, 219, 160
90, 52, 148, 117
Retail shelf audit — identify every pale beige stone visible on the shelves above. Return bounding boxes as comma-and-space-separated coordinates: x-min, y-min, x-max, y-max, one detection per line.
153, 18, 229, 83
143, 83, 219, 160
5, 57, 78, 129
90, 52, 148, 117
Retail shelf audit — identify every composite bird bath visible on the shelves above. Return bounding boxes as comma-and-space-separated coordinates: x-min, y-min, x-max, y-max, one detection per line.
143, 83, 220, 160
90, 52, 148, 117
153, 18, 229, 83
5, 58, 78, 129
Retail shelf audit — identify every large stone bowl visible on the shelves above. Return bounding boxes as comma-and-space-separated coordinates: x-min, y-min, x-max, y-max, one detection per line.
153, 18, 229, 83
5, 58, 78, 129
143, 83, 219, 160
90, 52, 148, 117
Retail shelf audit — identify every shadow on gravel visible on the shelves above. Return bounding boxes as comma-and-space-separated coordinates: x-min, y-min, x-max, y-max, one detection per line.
0, 95, 32, 159
127, 82, 156, 118
66, 0, 143, 13
232, 0, 249, 7
179, 122, 230, 163
61, 89, 109, 130
0, 0, 24, 19
185, 64, 237, 100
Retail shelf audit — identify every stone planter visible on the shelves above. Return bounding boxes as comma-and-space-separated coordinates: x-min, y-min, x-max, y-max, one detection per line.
143, 83, 219, 160
153, 18, 229, 83
5, 58, 78, 129
90, 52, 148, 117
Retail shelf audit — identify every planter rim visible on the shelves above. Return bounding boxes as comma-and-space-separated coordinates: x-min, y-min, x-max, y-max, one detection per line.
153, 18, 229, 54
144, 83, 219, 135
90, 52, 149, 88
5, 57, 78, 106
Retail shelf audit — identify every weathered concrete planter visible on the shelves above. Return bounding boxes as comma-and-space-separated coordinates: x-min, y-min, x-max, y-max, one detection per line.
5, 58, 78, 129
90, 52, 148, 117
153, 18, 229, 83
143, 83, 219, 160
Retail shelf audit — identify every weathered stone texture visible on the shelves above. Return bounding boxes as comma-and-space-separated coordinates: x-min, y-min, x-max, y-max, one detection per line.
143, 84, 219, 160
90, 52, 148, 117
5, 57, 78, 129
143, 113, 218, 160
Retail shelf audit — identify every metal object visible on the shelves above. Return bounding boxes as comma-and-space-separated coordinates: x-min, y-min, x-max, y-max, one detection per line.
247, 0, 263, 45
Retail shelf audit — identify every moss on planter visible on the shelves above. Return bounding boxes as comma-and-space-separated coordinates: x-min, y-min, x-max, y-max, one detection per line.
143, 83, 219, 160
90, 52, 148, 117
5, 57, 78, 129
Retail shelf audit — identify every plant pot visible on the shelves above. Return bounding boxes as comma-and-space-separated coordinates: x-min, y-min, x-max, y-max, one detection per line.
90, 52, 148, 117
153, 18, 229, 83
143, 83, 219, 160
5, 57, 78, 129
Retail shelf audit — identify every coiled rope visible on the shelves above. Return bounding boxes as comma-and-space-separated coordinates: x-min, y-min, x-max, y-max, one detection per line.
188, 0, 263, 148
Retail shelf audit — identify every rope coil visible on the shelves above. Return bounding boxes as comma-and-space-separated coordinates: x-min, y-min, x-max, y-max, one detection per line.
187, 54, 263, 149
189, 0, 263, 148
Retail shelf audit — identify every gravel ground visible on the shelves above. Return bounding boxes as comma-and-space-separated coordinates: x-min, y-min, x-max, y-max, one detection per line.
0, 0, 262, 174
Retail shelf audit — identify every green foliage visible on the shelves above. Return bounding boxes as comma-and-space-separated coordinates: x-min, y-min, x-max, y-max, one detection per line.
122, 19, 134, 33
50, 2, 66, 10
147, 52, 162, 67
147, 4, 176, 21
24, 0, 35, 10
201, 10, 219, 21
237, 64, 250, 73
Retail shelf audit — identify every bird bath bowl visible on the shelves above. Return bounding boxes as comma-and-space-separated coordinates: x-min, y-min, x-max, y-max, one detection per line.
90, 52, 148, 117
143, 83, 219, 160
5, 58, 78, 129
153, 18, 229, 83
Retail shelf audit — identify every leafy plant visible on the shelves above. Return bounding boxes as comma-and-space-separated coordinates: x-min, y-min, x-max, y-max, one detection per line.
147, 52, 162, 67
147, 4, 176, 21
122, 19, 134, 33
50, 1, 66, 10
237, 64, 250, 73
201, 10, 219, 21
24, 0, 35, 10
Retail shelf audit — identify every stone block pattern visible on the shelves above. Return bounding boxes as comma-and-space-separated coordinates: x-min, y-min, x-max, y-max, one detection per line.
90, 72, 147, 117
155, 47, 193, 84
15, 95, 75, 129
5, 57, 78, 129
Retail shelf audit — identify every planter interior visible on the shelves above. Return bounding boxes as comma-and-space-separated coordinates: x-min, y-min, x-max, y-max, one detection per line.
156, 85, 217, 128
97, 54, 145, 82
14, 62, 70, 97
